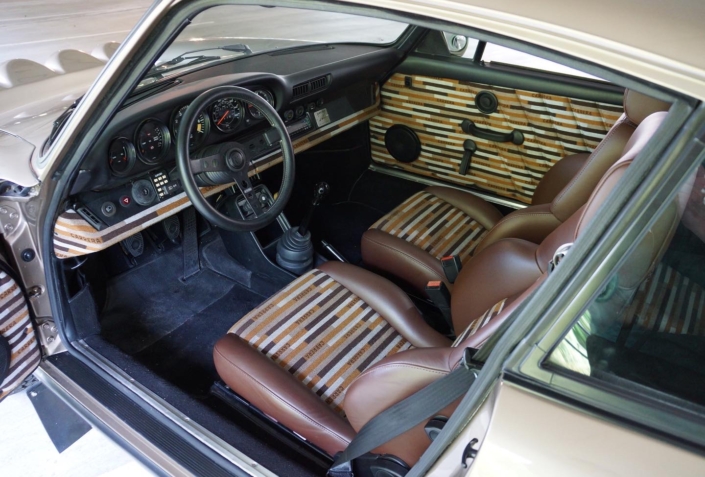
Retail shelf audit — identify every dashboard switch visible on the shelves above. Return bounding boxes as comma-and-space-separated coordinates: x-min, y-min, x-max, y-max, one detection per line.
101, 202, 116, 217
120, 196, 131, 207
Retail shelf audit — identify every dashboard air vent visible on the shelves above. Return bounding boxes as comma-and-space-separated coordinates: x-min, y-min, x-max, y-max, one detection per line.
292, 75, 330, 99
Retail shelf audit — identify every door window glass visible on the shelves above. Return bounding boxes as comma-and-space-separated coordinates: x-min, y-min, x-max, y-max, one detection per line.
546, 164, 705, 406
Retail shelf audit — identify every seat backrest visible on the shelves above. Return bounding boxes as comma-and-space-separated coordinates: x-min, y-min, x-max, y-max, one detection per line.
474, 90, 670, 254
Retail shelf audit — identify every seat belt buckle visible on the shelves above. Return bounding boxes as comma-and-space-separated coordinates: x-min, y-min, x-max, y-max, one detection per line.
440, 255, 462, 283
460, 347, 476, 369
327, 453, 354, 477
425, 280, 453, 333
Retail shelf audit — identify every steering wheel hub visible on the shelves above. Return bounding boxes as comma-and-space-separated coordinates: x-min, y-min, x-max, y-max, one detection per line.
226, 149, 246, 171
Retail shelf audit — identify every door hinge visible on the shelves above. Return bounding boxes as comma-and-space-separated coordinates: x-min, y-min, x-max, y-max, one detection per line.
37, 319, 65, 356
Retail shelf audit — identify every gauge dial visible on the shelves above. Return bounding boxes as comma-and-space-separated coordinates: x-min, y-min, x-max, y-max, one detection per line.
247, 89, 275, 120
135, 119, 170, 165
210, 98, 243, 133
108, 138, 136, 176
171, 105, 210, 150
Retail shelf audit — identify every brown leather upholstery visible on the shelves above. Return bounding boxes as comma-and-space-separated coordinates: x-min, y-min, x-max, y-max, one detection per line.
362, 89, 670, 293
214, 111, 670, 467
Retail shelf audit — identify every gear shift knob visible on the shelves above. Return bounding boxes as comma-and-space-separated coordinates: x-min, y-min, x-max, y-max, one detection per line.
312, 182, 330, 206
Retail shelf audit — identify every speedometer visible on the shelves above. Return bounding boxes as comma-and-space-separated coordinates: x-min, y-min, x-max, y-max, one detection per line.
210, 98, 243, 133
247, 89, 275, 119
135, 119, 171, 165
171, 105, 210, 150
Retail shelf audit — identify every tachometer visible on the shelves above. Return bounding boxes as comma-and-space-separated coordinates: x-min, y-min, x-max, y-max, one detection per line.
108, 138, 136, 176
135, 119, 171, 165
210, 98, 243, 133
247, 89, 275, 120
171, 105, 210, 150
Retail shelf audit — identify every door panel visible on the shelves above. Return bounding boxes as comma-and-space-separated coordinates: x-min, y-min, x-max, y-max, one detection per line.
0, 270, 40, 400
371, 71, 624, 204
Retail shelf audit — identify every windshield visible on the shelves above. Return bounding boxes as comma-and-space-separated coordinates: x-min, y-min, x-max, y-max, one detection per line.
141, 5, 408, 85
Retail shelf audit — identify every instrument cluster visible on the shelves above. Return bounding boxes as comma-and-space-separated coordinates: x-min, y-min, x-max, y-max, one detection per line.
107, 88, 275, 177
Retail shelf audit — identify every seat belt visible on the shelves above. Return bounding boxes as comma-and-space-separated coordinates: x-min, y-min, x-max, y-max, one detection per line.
327, 349, 480, 477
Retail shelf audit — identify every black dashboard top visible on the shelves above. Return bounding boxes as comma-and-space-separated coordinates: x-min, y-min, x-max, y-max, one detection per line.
75, 44, 403, 194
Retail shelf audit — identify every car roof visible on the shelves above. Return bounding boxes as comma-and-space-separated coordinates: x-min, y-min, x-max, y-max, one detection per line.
343, 0, 705, 100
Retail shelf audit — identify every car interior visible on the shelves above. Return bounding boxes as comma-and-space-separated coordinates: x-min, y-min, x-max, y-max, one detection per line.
46, 7, 689, 476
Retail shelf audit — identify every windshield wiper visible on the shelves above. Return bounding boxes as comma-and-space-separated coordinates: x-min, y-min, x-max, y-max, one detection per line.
145, 44, 253, 78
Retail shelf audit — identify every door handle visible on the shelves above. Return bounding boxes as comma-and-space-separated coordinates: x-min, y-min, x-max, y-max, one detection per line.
461, 119, 524, 145
459, 139, 476, 176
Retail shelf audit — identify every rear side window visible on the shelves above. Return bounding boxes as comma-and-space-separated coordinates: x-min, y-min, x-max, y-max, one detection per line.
546, 164, 705, 406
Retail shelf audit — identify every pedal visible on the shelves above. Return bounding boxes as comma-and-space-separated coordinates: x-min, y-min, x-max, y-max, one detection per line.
121, 232, 144, 258
162, 215, 181, 243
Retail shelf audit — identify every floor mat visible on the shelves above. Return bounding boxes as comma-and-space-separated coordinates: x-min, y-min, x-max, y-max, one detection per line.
134, 284, 264, 395
100, 246, 238, 355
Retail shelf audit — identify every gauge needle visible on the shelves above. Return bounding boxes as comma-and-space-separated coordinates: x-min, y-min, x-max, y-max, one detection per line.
217, 110, 230, 126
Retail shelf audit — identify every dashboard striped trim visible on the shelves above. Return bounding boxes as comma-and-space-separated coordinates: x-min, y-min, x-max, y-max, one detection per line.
53, 91, 381, 259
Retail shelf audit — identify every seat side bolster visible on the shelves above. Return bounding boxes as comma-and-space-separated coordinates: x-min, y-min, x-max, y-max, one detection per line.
213, 334, 355, 456
343, 347, 458, 466
550, 118, 635, 222
361, 228, 450, 295
318, 261, 451, 348
425, 186, 503, 229
451, 238, 542, 332
473, 203, 563, 255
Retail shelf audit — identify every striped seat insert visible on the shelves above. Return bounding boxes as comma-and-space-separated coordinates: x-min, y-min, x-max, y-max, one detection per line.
452, 298, 507, 347
370, 190, 489, 262
230, 268, 413, 415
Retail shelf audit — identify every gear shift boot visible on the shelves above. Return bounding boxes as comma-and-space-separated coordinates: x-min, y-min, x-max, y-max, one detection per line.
276, 227, 314, 275
275, 182, 329, 275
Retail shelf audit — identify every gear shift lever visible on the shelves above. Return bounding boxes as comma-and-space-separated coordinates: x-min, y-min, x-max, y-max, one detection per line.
298, 182, 329, 236
276, 182, 329, 275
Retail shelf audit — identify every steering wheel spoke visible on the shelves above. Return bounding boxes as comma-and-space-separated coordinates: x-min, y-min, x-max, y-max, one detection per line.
190, 153, 230, 174
232, 169, 265, 218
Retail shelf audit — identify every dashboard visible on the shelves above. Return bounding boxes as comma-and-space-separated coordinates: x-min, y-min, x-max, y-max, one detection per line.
55, 44, 401, 258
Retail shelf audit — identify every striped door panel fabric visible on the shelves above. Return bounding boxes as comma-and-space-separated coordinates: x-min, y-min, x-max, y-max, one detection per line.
452, 298, 507, 347
231, 268, 413, 415
370, 74, 623, 204
625, 263, 705, 335
0, 271, 40, 400
369, 190, 488, 262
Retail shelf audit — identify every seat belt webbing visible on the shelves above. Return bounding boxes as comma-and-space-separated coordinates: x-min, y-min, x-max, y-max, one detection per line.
327, 350, 478, 476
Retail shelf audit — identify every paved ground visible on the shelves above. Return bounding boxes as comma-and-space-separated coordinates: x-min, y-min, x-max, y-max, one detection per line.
0, 0, 151, 64
0, 387, 153, 476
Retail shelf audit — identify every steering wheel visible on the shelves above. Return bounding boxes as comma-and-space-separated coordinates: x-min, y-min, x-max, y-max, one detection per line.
175, 85, 295, 232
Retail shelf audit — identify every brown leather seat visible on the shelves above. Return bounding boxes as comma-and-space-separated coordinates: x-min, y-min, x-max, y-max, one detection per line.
214, 111, 670, 467
361, 89, 670, 293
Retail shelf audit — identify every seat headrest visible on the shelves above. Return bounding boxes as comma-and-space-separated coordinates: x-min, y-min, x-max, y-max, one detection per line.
623, 89, 670, 125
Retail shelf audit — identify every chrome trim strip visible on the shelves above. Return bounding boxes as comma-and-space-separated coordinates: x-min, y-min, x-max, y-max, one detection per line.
75, 340, 276, 477
368, 163, 527, 210
35, 361, 190, 476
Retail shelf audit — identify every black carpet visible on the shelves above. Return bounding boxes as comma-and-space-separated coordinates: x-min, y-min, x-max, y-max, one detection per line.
133, 282, 264, 395
308, 170, 426, 265
100, 246, 238, 355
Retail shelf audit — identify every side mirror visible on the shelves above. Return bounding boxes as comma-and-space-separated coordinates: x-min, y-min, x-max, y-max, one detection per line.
443, 33, 469, 56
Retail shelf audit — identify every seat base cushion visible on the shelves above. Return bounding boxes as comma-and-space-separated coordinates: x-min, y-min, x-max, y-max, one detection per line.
214, 262, 450, 456
363, 187, 502, 292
